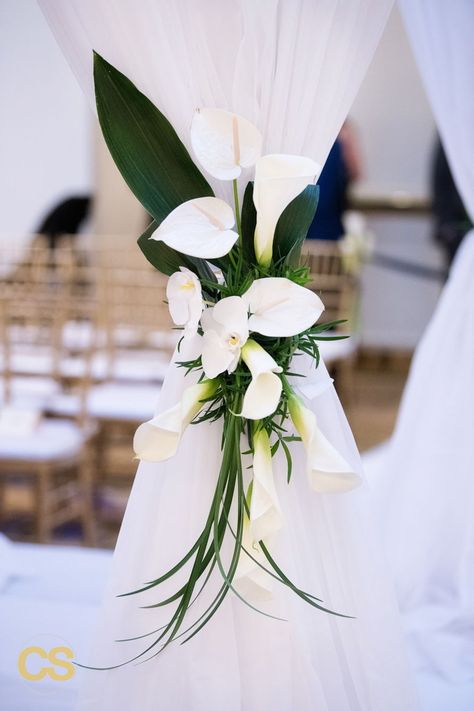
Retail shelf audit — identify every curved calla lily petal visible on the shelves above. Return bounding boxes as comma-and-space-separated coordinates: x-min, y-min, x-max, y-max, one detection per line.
234, 519, 273, 602
288, 392, 361, 493
243, 277, 324, 337
191, 108, 262, 181
253, 154, 321, 266
166, 267, 203, 339
200, 297, 249, 378
250, 427, 283, 543
133, 379, 218, 462
151, 197, 238, 258
240, 340, 282, 419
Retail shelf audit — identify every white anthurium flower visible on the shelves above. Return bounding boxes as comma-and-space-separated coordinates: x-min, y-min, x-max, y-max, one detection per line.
249, 428, 283, 543
240, 340, 282, 420
133, 379, 218, 462
200, 296, 249, 378
253, 154, 321, 266
288, 392, 361, 493
166, 267, 203, 339
190, 108, 262, 181
150, 197, 238, 259
243, 277, 324, 337
234, 518, 273, 602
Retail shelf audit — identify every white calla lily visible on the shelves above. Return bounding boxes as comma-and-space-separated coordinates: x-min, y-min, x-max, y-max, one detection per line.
288, 392, 361, 493
191, 108, 262, 181
243, 277, 324, 337
200, 296, 249, 378
234, 518, 273, 602
133, 379, 218, 462
151, 197, 238, 258
250, 427, 283, 543
253, 154, 321, 266
166, 267, 203, 339
240, 340, 282, 420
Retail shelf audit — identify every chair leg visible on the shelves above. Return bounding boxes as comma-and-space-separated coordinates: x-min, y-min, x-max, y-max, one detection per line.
37, 464, 51, 543
79, 447, 96, 547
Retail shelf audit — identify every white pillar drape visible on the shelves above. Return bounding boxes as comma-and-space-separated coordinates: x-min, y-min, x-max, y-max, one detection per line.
37, 2, 421, 709
372, 0, 474, 684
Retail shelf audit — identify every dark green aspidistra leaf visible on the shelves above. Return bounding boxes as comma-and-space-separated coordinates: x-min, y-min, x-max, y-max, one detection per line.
240, 181, 257, 264
93, 52, 213, 223
273, 184, 320, 265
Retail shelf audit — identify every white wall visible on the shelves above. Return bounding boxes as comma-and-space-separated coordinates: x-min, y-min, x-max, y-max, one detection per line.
0, 0, 91, 240
350, 5, 443, 349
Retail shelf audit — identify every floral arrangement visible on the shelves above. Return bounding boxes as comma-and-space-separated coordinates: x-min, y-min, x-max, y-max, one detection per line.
93, 52, 360, 663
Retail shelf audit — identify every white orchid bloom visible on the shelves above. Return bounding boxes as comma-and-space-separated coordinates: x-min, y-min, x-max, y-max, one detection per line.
190, 108, 262, 181
288, 392, 361, 493
133, 379, 218, 462
240, 340, 282, 420
200, 296, 249, 378
253, 154, 321, 266
150, 197, 238, 259
243, 277, 324, 337
166, 267, 203, 339
250, 428, 283, 543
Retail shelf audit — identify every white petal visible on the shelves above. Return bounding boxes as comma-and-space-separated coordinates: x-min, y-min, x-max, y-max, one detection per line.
253, 154, 321, 266
151, 197, 238, 258
234, 521, 273, 601
250, 429, 283, 543
180, 379, 217, 427
212, 296, 249, 340
244, 278, 324, 337
308, 424, 361, 493
241, 339, 281, 378
240, 371, 282, 420
133, 404, 182, 462
201, 330, 237, 378
191, 108, 262, 180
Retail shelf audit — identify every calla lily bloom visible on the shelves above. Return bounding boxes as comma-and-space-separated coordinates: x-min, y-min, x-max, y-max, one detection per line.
250, 427, 283, 543
150, 197, 238, 258
240, 340, 282, 420
253, 154, 321, 266
288, 392, 361, 493
243, 277, 324, 337
133, 379, 218, 462
190, 108, 262, 181
166, 267, 203, 339
234, 518, 273, 602
200, 296, 249, 378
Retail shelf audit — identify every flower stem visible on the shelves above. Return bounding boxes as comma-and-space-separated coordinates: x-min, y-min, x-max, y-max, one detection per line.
233, 178, 242, 249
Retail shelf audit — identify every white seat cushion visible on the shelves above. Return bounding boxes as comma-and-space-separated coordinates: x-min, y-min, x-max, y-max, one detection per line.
318, 334, 359, 364
48, 383, 161, 423
0, 419, 87, 462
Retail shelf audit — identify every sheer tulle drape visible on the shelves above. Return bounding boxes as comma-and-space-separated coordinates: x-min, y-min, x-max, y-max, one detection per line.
370, 0, 474, 683
37, 1, 421, 708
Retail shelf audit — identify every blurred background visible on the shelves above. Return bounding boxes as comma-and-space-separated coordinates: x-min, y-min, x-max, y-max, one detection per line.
0, 2, 469, 548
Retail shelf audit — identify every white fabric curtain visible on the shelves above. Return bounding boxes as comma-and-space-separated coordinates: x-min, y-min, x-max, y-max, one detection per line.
371, 0, 474, 684
37, 2, 421, 709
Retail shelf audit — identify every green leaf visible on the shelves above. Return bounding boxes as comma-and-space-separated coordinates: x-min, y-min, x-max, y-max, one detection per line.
93, 52, 213, 223
273, 184, 320, 265
138, 220, 216, 282
240, 181, 257, 263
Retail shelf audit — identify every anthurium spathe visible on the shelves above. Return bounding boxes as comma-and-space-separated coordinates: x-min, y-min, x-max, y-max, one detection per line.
240, 340, 282, 420
253, 154, 321, 266
249, 427, 283, 543
150, 197, 238, 258
288, 392, 361, 493
190, 108, 262, 181
200, 296, 249, 378
133, 379, 218, 462
166, 267, 203, 339
243, 277, 324, 337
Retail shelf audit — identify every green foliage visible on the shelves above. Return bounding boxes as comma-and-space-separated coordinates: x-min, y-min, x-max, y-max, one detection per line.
273, 184, 319, 265
93, 52, 213, 224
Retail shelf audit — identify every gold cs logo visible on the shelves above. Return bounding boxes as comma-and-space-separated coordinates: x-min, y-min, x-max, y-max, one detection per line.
18, 645, 75, 681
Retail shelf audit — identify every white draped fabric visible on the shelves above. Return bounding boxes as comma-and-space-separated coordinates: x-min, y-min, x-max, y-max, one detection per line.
370, 0, 474, 686
37, 1, 420, 709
